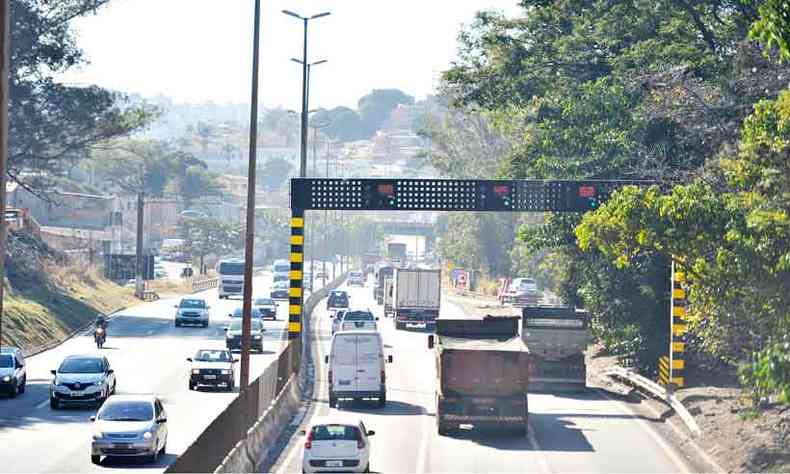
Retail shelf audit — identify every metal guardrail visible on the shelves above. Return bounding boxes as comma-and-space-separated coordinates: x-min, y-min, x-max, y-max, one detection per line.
191, 275, 219, 292
605, 366, 702, 437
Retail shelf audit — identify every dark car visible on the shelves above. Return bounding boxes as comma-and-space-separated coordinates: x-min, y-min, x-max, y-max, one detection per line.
229, 307, 263, 319
326, 290, 349, 310
271, 281, 289, 300
253, 298, 278, 320
224, 319, 265, 352
187, 349, 236, 391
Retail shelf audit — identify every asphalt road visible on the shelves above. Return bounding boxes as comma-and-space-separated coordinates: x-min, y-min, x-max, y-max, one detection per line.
274, 280, 692, 473
0, 272, 298, 473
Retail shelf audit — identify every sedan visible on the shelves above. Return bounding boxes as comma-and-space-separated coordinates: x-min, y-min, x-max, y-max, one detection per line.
224, 319, 265, 352
90, 395, 168, 464
301, 417, 374, 473
174, 297, 210, 327
188, 349, 236, 391
271, 281, 289, 300
50, 355, 116, 409
253, 297, 278, 320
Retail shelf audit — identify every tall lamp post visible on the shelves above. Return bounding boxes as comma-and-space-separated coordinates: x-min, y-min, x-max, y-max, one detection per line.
282, 9, 330, 178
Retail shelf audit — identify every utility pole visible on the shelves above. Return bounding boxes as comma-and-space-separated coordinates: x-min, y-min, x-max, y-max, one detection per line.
135, 192, 145, 298
0, 2, 9, 346
240, 0, 262, 391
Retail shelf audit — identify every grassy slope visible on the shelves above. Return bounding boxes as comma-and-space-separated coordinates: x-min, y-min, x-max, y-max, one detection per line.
1, 266, 137, 352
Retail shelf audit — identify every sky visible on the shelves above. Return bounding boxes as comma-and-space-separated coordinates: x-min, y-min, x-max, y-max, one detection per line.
60, 0, 522, 111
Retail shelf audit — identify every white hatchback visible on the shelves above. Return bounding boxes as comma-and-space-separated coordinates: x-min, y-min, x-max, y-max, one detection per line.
301, 417, 374, 473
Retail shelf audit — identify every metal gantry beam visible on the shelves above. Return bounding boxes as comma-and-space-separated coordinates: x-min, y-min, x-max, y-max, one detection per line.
290, 178, 653, 212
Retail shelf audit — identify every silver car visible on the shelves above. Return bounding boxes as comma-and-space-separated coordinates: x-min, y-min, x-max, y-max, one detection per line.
174, 297, 210, 327
50, 354, 116, 409
90, 395, 168, 465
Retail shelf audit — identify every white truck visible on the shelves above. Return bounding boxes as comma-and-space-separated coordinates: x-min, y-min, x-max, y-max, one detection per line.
393, 268, 441, 331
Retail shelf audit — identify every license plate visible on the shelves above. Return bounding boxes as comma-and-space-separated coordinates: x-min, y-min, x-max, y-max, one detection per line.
112, 443, 132, 449
204, 375, 216, 380
338, 379, 351, 386
325, 461, 343, 468
355, 322, 364, 327
71, 390, 83, 396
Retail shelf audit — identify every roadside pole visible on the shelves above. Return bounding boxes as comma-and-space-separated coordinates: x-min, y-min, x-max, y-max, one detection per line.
135, 192, 145, 298
240, 0, 262, 390
0, 2, 9, 345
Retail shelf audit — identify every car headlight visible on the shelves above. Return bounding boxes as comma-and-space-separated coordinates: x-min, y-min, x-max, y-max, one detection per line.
221, 369, 231, 375
143, 431, 153, 440
192, 369, 200, 375
92, 427, 104, 440
253, 334, 262, 339
2, 375, 11, 382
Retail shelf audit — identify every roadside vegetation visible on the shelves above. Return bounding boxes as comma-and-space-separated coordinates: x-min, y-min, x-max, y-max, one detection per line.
424, 0, 790, 407
1, 230, 137, 351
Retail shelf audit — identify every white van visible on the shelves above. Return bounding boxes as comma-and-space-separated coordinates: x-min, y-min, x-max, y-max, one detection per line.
325, 331, 392, 408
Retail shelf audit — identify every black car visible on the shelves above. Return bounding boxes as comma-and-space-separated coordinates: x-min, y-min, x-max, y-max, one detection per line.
253, 298, 278, 320
270, 282, 289, 300
187, 349, 236, 391
224, 319, 265, 352
327, 290, 349, 310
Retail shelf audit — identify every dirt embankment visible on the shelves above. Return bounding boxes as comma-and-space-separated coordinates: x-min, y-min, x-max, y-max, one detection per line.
1, 230, 137, 353
445, 285, 790, 473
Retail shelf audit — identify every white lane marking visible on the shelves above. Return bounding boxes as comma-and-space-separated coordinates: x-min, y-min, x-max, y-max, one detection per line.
598, 389, 692, 473
527, 419, 553, 474
415, 397, 431, 474
146, 329, 155, 336
35, 399, 50, 409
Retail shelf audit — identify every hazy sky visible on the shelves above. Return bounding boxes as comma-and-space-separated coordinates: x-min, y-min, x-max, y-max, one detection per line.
61, 0, 521, 110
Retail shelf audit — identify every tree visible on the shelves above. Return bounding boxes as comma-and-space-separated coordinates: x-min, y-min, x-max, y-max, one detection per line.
180, 165, 223, 206
180, 216, 243, 274
750, 0, 790, 61
9, 0, 157, 194
357, 89, 415, 137
312, 107, 366, 142
258, 157, 294, 189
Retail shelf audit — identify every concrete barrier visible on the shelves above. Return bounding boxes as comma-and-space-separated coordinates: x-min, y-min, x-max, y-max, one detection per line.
167, 273, 347, 473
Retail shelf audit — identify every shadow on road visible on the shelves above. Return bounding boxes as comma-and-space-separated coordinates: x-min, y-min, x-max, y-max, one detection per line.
339, 399, 429, 416
527, 412, 596, 452
100, 453, 178, 468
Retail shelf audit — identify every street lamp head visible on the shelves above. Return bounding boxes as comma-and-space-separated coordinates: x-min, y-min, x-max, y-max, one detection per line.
310, 12, 331, 19
291, 57, 304, 65
282, 9, 304, 20
311, 59, 328, 66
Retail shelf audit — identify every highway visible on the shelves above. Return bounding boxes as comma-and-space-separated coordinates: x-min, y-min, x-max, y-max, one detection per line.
273, 279, 692, 473
0, 272, 293, 473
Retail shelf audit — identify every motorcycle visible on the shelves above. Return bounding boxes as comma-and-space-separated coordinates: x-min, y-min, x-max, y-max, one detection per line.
94, 327, 106, 349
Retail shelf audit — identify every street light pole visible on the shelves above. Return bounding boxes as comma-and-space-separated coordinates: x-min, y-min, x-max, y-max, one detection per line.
282, 10, 330, 178
240, 0, 262, 391
0, 2, 9, 346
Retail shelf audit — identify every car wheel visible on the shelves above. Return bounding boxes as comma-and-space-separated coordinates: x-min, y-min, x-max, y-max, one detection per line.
188, 381, 196, 391
377, 393, 386, 408
18, 376, 26, 394
91, 455, 101, 465
175, 321, 180, 327
329, 393, 337, 408
8, 382, 18, 398
227, 378, 235, 391
50, 397, 59, 409
149, 444, 159, 463
364, 463, 370, 473
159, 440, 166, 455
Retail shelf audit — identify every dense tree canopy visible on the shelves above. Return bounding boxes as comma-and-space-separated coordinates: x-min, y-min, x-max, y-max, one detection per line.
9, 0, 157, 194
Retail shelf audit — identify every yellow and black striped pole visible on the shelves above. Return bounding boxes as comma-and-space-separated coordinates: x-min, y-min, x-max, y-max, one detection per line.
668, 260, 686, 389
289, 210, 305, 340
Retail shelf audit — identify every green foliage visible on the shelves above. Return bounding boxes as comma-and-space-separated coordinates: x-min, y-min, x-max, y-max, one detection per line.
9, 0, 157, 193
312, 107, 367, 142
179, 216, 243, 261
258, 157, 294, 189
357, 89, 414, 137
749, 0, 790, 61
739, 337, 790, 404
436, 213, 516, 276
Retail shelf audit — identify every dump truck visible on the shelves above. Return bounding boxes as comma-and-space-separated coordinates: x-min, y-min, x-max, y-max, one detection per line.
522, 306, 590, 391
393, 268, 441, 330
428, 315, 530, 436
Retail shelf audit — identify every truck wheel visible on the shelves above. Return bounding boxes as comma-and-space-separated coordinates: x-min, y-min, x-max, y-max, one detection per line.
329, 392, 337, 408
395, 322, 405, 330
377, 393, 386, 408
437, 420, 450, 436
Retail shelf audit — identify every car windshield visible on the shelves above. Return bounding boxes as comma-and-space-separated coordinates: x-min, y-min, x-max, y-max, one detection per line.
194, 350, 231, 362
273, 264, 290, 273
219, 262, 244, 275
228, 320, 263, 331
273, 281, 288, 289
179, 299, 206, 309
59, 358, 103, 374
232, 307, 261, 317
98, 401, 154, 422
311, 424, 361, 441
0, 354, 13, 368
344, 311, 373, 321
255, 298, 274, 306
